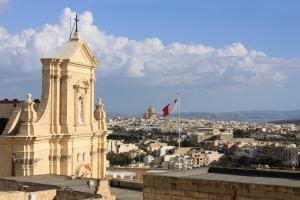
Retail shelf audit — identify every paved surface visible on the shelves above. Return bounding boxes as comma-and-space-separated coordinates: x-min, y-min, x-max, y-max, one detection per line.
183, 172, 300, 187
2, 174, 143, 199
3, 174, 97, 190
110, 187, 143, 200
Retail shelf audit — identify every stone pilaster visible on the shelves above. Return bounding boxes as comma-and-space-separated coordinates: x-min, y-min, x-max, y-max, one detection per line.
60, 74, 72, 133
53, 73, 61, 133
90, 77, 96, 131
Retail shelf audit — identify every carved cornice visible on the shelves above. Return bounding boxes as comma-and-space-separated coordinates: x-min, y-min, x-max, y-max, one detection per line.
60, 154, 72, 163
49, 155, 61, 162
99, 148, 106, 154
90, 78, 96, 84
50, 74, 61, 81
75, 78, 90, 88
50, 74, 61, 80
90, 150, 98, 157
15, 157, 42, 169
54, 75, 61, 80
61, 75, 72, 82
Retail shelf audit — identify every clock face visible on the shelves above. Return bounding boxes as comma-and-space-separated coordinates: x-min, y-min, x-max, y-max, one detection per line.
77, 153, 83, 162
83, 152, 89, 161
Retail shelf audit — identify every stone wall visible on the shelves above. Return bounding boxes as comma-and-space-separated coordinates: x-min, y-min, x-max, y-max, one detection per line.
208, 166, 300, 179
106, 167, 158, 172
143, 173, 300, 200
25, 190, 57, 200
56, 189, 102, 200
0, 178, 60, 192
111, 179, 143, 190
0, 178, 105, 200
0, 190, 57, 200
0, 191, 24, 200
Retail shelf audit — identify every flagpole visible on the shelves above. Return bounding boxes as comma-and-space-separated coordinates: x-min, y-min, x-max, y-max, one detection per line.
178, 92, 180, 170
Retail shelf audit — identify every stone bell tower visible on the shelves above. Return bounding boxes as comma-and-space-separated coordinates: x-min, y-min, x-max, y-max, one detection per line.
35, 31, 99, 135
0, 27, 111, 178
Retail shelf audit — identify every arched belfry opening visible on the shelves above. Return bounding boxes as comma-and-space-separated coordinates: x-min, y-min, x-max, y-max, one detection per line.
0, 118, 9, 135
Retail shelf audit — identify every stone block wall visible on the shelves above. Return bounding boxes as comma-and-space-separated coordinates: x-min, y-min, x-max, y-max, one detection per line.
0, 178, 61, 192
0, 190, 57, 200
56, 189, 102, 200
0, 191, 24, 200
25, 190, 57, 200
143, 174, 300, 200
106, 167, 162, 172
111, 179, 143, 190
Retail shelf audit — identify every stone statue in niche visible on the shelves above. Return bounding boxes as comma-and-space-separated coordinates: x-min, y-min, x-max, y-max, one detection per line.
78, 98, 83, 124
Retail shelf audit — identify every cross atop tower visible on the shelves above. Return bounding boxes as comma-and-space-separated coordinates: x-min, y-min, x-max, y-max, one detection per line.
74, 14, 79, 32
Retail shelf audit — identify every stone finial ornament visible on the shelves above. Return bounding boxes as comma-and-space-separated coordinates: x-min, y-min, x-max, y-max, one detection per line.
19, 93, 37, 136
20, 93, 37, 122
26, 93, 31, 101
94, 98, 107, 130
94, 98, 103, 121
71, 32, 81, 42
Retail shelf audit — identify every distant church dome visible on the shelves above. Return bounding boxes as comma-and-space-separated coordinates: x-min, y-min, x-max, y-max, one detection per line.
148, 105, 155, 113
143, 105, 158, 120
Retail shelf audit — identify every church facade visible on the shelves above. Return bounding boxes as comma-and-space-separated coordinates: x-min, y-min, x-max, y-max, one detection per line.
0, 31, 111, 179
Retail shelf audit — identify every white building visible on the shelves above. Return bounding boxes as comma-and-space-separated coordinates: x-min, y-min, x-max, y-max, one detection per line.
157, 146, 174, 157
163, 155, 177, 162
169, 155, 192, 170
144, 155, 154, 166
234, 145, 258, 159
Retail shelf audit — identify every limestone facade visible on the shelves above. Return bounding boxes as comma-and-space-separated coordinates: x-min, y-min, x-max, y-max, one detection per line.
0, 31, 111, 179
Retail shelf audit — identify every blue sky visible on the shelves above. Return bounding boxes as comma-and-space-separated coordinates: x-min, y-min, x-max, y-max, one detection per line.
1, 0, 300, 113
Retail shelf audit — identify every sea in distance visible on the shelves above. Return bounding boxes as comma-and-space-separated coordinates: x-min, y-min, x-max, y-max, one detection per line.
107, 110, 300, 124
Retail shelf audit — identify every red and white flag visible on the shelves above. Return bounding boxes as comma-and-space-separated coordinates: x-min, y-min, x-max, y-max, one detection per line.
162, 99, 179, 118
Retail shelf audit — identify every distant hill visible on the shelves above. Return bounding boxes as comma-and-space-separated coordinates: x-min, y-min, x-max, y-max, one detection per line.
269, 119, 300, 125
107, 110, 300, 123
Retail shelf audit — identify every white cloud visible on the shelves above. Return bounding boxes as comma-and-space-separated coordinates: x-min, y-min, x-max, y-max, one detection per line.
0, 7, 299, 91
0, 0, 9, 10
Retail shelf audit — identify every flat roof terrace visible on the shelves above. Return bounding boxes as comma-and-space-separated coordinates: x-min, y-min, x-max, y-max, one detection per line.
143, 167, 300, 200
156, 167, 300, 187
1, 174, 143, 200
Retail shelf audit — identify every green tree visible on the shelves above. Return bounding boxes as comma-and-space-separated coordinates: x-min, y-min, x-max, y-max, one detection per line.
238, 156, 251, 166
106, 151, 133, 166
233, 129, 250, 138
181, 139, 199, 147
134, 153, 146, 162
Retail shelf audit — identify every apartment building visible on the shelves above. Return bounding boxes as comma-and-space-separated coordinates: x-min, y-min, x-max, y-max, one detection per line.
190, 151, 209, 168
234, 145, 258, 159
283, 144, 299, 165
